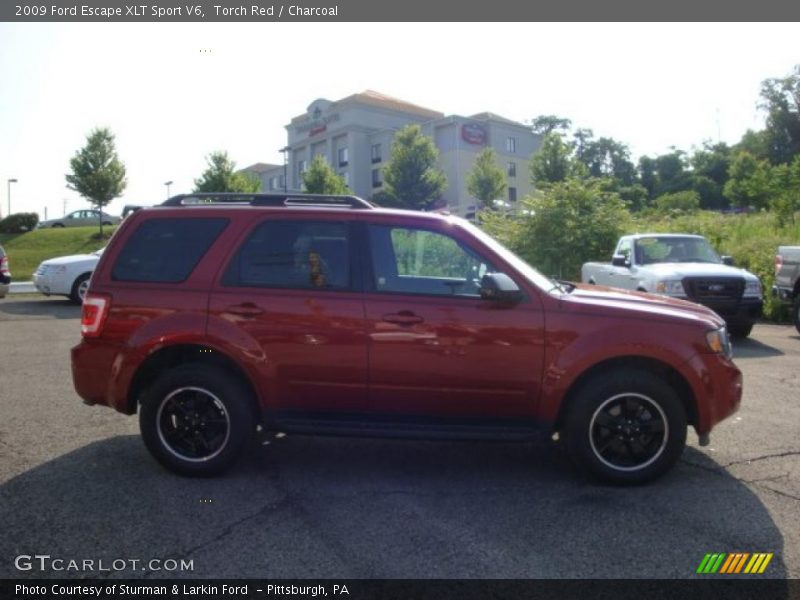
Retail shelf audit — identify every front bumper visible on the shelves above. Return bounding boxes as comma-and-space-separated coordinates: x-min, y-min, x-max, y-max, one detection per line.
685, 352, 742, 435
772, 285, 793, 304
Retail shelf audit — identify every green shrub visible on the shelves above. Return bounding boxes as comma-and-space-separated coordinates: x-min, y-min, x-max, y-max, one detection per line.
0, 212, 39, 234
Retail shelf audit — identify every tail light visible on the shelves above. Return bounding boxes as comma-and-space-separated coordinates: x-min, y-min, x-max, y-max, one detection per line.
81, 293, 111, 338
775, 254, 782, 276
0, 254, 9, 275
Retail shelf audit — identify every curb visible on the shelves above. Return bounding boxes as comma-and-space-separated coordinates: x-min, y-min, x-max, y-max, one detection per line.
9, 281, 36, 294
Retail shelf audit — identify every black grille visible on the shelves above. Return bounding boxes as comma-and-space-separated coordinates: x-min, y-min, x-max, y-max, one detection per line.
683, 277, 744, 302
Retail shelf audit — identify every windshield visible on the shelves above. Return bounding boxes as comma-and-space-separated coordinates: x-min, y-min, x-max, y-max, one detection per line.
635, 236, 721, 265
458, 219, 558, 293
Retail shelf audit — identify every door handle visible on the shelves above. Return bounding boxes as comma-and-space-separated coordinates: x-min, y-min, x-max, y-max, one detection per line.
226, 303, 264, 317
382, 311, 424, 325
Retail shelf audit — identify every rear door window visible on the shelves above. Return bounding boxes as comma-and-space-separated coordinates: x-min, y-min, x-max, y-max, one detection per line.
112, 218, 228, 283
223, 220, 352, 291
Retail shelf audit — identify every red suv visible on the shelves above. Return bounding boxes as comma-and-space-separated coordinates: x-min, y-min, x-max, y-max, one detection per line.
71, 193, 742, 483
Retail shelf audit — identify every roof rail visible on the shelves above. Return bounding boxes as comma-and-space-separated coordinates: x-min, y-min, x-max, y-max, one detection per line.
161, 193, 374, 209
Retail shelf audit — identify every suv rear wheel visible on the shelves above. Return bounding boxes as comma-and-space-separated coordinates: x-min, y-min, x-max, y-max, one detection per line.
563, 369, 687, 484
139, 364, 255, 476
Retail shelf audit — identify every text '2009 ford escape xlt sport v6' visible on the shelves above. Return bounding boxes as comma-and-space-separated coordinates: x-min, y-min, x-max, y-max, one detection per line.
71, 194, 742, 484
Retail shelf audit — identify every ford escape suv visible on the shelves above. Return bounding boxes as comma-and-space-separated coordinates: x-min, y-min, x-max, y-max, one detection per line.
71, 193, 742, 484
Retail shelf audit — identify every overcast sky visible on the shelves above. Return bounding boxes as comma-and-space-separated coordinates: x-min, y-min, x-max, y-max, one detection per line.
0, 22, 798, 219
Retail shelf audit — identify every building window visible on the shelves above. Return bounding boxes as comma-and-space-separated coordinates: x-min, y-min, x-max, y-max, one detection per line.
371, 143, 382, 163
506, 137, 517, 153
341, 171, 350, 187
298, 159, 307, 173
508, 187, 517, 203
372, 168, 382, 188
337, 147, 349, 167
508, 162, 516, 177
279, 175, 285, 190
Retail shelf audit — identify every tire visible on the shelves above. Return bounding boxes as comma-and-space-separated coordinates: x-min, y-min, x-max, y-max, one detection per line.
563, 369, 687, 485
793, 296, 800, 336
727, 320, 754, 339
69, 273, 91, 304
52, 223, 65, 228
139, 364, 255, 476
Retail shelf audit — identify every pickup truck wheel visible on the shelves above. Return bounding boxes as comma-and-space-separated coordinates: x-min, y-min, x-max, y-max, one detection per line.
564, 369, 687, 484
727, 321, 754, 339
139, 365, 254, 476
793, 296, 800, 335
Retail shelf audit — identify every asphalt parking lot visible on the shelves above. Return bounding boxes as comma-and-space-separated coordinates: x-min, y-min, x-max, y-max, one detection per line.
0, 296, 798, 580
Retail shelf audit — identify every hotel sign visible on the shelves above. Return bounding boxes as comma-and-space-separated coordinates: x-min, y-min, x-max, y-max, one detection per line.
461, 123, 487, 145
296, 106, 340, 137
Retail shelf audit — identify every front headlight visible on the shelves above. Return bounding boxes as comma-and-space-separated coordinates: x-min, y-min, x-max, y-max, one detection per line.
655, 280, 685, 296
706, 327, 733, 359
743, 279, 762, 298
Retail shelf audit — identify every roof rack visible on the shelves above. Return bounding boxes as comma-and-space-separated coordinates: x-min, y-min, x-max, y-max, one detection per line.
161, 193, 374, 209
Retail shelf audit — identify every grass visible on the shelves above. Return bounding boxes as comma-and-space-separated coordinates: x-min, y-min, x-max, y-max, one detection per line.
0, 227, 114, 281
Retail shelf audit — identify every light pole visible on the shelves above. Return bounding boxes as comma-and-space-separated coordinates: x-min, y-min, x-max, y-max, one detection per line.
7, 178, 17, 217
164, 180, 173, 199
279, 146, 290, 192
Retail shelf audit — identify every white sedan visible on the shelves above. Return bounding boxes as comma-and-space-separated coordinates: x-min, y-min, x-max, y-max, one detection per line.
33, 248, 103, 304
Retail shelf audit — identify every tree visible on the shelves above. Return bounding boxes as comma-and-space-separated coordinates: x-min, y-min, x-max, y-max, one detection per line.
758, 64, 800, 165
483, 179, 629, 280
768, 155, 800, 226
65, 127, 127, 237
531, 115, 572, 136
579, 136, 636, 185
382, 124, 447, 211
530, 132, 577, 187
688, 142, 732, 209
302, 155, 350, 194
653, 190, 701, 213
467, 148, 507, 209
193, 151, 261, 194
723, 151, 772, 209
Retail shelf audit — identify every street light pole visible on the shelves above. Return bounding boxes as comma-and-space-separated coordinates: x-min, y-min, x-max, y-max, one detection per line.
164, 180, 173, 199
279, 146, 290, 192
7, 178, 18, 217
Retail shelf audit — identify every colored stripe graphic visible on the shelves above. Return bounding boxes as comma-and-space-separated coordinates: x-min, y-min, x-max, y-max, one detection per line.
698, 553, 773, 574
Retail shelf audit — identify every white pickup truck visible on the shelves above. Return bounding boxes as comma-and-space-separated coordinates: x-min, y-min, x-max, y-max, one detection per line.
582, 233, 763, 337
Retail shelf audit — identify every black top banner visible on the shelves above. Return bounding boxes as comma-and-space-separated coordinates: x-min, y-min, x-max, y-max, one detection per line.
3, 0, 800, 21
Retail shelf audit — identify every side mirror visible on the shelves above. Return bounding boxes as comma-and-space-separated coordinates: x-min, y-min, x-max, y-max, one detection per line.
480, 273, 523, 303
722, 255, 735, 266
611, 254, 630, 267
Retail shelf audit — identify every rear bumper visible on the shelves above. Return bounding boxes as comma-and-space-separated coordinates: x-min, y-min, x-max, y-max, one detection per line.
71, 340, 127, 412
685, 352, 742, 435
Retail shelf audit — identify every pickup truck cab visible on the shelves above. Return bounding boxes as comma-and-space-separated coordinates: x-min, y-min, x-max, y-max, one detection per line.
71, 195, 743, 484
582, 234, 763, 338
773, 246, 800, 333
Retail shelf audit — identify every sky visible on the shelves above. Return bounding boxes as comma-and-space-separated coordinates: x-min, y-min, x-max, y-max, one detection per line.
0, 22, 798, 219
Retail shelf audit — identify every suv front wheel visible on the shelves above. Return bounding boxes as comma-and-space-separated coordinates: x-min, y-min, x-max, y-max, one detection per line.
563, 369, 687, 484
139, 364, 255, 476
